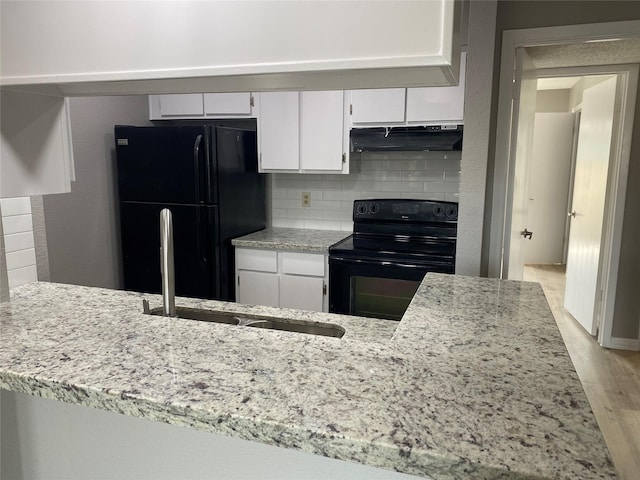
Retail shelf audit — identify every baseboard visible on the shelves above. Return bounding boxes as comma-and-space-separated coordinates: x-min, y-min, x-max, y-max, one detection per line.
607, 337, 640, 351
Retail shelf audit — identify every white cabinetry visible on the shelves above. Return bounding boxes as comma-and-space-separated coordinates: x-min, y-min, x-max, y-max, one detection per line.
348, 52, 467, 127
1, 89, 75, 198
257, 91, 349, 174
350, 88, 406, 125
406, 51, 467, 124
235, 248, 328, 312
149, 93, 255, 120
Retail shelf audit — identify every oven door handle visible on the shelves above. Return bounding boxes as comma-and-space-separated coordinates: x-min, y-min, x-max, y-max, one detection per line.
329, 256, 433, 270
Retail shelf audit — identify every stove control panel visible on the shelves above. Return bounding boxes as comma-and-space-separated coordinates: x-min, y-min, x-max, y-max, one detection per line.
353, 199, 458, 222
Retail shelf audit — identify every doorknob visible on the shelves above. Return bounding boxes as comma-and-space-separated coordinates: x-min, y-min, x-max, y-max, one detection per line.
520, 228, 533, 239
568, 211, 577, 218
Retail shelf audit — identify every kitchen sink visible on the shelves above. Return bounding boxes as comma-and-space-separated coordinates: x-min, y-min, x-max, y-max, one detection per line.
144, 302, 345, 338
245, 319, 345, 338
147, 306, 241, 325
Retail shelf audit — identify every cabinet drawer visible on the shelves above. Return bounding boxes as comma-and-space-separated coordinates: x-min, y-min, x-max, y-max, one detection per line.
236, 249, 277, 273
280, 252, 325, 277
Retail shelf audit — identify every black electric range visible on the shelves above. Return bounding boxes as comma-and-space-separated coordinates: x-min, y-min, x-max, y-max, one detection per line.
329, 199, 457, 320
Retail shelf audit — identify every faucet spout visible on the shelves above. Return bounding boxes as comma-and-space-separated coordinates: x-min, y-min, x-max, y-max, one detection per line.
160, 208, 176, 317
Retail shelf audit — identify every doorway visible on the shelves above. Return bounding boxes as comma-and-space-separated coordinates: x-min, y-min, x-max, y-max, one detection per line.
526, 73, 619, 337
490, 22, 640, 349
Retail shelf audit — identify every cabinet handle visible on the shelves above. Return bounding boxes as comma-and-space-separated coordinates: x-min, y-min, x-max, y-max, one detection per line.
250, 96, 254, 108
322, 282, 327, 296
342, 153, 346, 164
237, 276, 240, 286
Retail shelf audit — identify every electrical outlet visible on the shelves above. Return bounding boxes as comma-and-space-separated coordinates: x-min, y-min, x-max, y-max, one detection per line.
302, 192, 311, 207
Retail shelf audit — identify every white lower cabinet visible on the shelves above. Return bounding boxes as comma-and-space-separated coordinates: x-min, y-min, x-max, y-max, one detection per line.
235, 248, 328, 312
237, 271, 279, 307
279, 275, 324, 312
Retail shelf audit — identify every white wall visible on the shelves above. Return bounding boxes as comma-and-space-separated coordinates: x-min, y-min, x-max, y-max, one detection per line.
271, 152, 460, 231
536, 89, 570, 112
42, 96, 151, 289
0, 197, 37, 288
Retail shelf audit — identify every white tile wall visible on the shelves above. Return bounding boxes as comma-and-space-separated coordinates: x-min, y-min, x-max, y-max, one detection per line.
1, 197, 37, 287
271, 151, 461, 231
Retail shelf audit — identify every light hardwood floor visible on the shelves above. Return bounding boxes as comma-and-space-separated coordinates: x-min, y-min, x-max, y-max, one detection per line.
523, 264, 640, 480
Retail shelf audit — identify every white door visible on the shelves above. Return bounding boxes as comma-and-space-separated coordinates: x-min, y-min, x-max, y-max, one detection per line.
504, 48, 537, 280
564, 75, 617, 335
524, 113, 575, 264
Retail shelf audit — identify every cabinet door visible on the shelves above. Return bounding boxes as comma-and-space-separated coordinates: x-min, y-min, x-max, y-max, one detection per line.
1, 90, 74, 197
203, 93, 252, 116
406, 52, 466, 124
258, 92, 299, 171
279, 275, 324, 312
157, 94, 204, 117
350, 88, 406, 124
299, 91, 345, 172
237, 270, 279, 307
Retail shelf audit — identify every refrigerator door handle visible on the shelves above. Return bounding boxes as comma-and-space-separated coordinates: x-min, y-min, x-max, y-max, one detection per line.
205, 132, 213, 205
196, 206, 208, 267
193, 134, 203, 204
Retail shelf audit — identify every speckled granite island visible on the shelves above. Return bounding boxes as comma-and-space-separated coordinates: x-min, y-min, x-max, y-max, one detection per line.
0, 274, 616, 479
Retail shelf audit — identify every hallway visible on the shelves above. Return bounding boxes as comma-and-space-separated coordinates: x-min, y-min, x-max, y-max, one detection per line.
523, 264, 640, 480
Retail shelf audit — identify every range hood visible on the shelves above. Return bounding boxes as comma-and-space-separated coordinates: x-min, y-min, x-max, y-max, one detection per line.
350, 125, 463, 152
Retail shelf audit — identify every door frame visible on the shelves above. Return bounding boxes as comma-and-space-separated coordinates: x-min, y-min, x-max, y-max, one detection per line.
489, 20, 640, 348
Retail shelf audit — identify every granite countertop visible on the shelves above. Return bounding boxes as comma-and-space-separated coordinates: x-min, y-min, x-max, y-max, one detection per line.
0, 274, 615, 480
231, 227, 349, 253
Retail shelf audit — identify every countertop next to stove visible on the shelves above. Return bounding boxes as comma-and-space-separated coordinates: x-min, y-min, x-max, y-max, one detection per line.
0, 274, 615, 480
231, 227, 349, 253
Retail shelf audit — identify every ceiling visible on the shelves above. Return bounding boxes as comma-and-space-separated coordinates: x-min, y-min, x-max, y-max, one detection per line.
528, 37, 640, 92
536, 76, 582, 90
527, 38, 640, 69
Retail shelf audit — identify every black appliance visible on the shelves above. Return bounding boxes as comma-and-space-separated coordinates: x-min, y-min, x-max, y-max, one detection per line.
115, 124, 265, 301
329, 199, 457, 320
350, 125, 463, 152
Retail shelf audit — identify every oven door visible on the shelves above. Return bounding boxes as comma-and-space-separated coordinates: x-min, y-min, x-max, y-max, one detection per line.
329, 256, 448, 321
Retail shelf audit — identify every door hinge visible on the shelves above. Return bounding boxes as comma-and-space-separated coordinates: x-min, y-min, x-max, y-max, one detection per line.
323, 283, 327, 296
250, 95, 254, 108
342, 153, 346, 164
237, 276, 240, 286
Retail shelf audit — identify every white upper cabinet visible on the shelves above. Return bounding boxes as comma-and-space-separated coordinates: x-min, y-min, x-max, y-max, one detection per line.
406, 51, 467, 124
204, 93, 253, 116
350, 89, 406, 125
348, 52, 467, 127
258, 92, 299, 171
0, 1, 461, 95
299, 91, 347, 171
149, 93, 255, 120
258, 91, 349, 174
1, 89, 75, 198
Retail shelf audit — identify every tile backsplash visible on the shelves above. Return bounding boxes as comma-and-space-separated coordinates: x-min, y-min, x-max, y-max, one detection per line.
1, 197, 38, 287
271, 151, 461, 231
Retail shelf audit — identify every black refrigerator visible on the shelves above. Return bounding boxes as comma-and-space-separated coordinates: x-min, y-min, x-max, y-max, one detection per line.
114, 124, 265, 301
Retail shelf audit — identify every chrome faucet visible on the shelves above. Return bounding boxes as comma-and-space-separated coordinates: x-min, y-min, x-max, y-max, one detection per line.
160, 208, 176, 317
